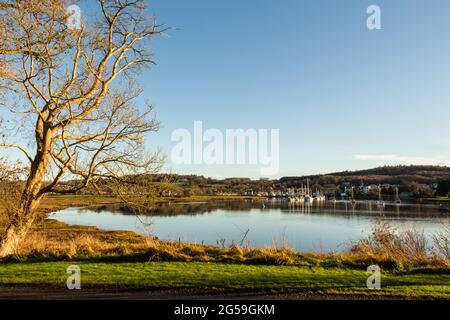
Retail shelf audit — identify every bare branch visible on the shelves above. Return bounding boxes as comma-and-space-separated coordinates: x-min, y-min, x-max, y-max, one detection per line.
0, 144, 33, 163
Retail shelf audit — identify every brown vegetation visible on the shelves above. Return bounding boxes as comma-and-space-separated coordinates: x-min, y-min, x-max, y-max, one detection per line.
1, 215, 447, 272
351, 221, 450, 268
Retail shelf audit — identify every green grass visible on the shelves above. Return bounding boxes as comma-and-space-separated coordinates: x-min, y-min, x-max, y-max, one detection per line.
0, 261, 449, 298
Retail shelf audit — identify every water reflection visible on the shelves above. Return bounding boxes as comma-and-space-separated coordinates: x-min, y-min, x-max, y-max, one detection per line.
51, 200, 450, 253
84, 199, 449, 218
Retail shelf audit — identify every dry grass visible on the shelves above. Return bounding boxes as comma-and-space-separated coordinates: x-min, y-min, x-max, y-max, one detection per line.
12, 219, 158, 260
350, 221, 449, 268
12, 219, 304, 265
433, 223, 450, 260
1, 218, 444, 272
0, 194, 123, 233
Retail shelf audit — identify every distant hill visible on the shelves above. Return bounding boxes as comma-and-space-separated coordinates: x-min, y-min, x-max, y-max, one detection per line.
280, 165, 450, 186
328, 165, 450, 178
74, 165, 450, 197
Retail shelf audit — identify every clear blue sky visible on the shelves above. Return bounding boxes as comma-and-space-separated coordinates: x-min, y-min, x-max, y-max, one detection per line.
138, 0, 450, 178
4, 0, 450, 179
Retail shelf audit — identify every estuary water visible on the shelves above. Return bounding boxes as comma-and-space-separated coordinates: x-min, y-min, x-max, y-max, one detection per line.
50, 200, 450, 252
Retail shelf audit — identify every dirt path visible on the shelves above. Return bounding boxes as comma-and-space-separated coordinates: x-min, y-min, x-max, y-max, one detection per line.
0, 286, 409, 300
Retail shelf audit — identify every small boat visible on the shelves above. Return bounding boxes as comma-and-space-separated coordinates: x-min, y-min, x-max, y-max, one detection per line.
305, 179, 314, 203
298, 185, 305, 203
395, 187, 402, 205
376, 185, 385, 206
314, 190, 326, 201
351, 186, 356, 204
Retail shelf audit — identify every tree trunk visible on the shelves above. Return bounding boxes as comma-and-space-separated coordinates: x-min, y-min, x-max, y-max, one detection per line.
0, 185, 45, 257
0, 208, 37, 258
0, 129, 51, 258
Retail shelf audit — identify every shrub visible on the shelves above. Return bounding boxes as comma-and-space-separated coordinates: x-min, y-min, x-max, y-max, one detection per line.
351, 221, 447, 266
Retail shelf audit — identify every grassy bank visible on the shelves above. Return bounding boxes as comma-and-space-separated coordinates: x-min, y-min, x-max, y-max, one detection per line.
0, 261, 449, 299
9, 215, 449, 272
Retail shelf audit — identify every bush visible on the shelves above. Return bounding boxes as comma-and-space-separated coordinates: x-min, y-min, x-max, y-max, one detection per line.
433, 223, 450, 260
351, 221, 448, 266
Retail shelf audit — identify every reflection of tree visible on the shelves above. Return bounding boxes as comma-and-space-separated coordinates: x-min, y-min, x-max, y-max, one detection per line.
83, 200, 257, 217
79, 200, 449, 219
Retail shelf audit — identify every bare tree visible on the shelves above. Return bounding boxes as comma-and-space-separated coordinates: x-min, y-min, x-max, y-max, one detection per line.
0, 0, 166, 257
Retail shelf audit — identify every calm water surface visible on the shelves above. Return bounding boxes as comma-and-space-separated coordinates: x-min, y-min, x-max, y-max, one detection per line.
50, 200, 450, 252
